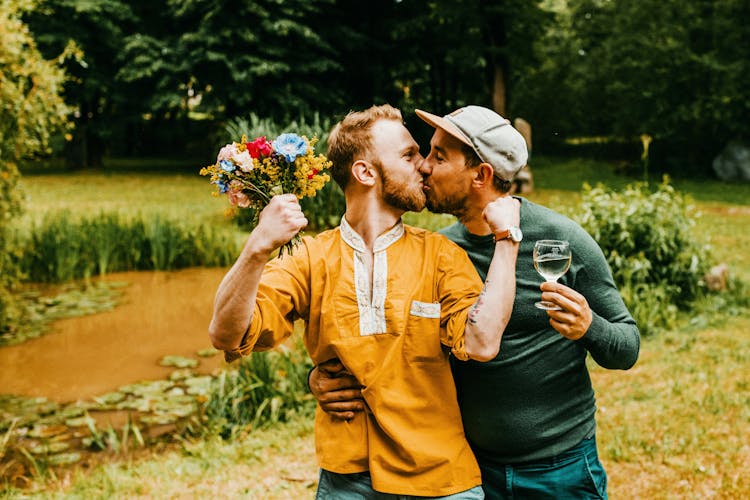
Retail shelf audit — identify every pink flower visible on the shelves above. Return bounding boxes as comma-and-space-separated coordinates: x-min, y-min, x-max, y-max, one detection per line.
216, 143, 236, 162
228, 181, 251, 208
246, 136, 273, 159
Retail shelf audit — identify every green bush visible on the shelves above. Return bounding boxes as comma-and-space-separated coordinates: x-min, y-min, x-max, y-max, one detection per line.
576, 179, 712, 335
1, 163, 26, 333
19, 211, 241, 283
201, 340, 314, 439
224, 113, 345, 231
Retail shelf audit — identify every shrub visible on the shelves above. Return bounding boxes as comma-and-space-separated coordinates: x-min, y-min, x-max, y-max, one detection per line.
0, 0, 72, 333
201, 339, 314, 439
576, 178, 712, 335
0, 166, 24, 332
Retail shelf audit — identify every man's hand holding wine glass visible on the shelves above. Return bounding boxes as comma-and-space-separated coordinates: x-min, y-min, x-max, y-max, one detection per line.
540, 281, 593, 340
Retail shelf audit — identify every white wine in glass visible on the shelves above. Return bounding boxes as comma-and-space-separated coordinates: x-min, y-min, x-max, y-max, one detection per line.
533, 240, 572, 310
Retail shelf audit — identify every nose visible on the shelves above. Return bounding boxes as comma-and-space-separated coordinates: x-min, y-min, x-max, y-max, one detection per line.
418, 157, 432, 175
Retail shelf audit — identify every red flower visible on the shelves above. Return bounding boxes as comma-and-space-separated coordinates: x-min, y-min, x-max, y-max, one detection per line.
307, 168, 319, 180
245, 136, 273, 159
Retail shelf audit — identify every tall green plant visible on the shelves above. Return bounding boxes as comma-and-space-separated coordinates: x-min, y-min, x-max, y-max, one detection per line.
576, 179, 712, 334
201, 340, 314, 439
19, 211, 241, 283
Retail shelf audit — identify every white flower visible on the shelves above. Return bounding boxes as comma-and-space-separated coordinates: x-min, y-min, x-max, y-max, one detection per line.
232, 150, 254, 172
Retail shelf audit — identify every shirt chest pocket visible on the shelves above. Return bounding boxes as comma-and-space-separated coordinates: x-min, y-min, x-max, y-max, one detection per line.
404, 301, 444, 363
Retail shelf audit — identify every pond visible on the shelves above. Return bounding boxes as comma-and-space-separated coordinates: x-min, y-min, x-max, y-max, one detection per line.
0, 268, 229, 402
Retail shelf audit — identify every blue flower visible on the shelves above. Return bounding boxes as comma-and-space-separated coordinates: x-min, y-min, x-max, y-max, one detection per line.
214, 177, 229, 193
272, 133, 308, 163
219, 159, 235, 173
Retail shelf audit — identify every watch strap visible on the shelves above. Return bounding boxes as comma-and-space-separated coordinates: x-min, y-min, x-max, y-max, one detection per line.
494, 229, 511, 242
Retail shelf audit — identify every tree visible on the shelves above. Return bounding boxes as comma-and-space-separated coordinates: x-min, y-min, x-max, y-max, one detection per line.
0, 0, 71, 332
384, 0, 549, 119
154, 0, 341, 121
27, 0, 137, 168
516, 0, 750, 174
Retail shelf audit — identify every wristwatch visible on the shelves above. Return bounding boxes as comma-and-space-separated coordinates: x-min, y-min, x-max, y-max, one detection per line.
494, 226, 523, 243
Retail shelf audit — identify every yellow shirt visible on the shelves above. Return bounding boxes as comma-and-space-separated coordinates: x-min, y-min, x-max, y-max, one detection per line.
227, 218, 483, 496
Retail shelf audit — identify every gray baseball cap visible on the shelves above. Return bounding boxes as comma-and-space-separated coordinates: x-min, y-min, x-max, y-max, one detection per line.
416, 105, 529, 181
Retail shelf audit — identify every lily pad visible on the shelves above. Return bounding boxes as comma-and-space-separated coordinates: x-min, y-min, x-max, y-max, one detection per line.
120, 380, 173, 397
93, 392, 127, 406
28, 424, 68, 439
65, 415, 96, 428
58, 404, 87, 419
184, 376, 212, 396
153, 399, 195, 414
196, 348, 219, 358
116, 399, 153, 412
166, 387, 185, 397
168, 369, 194, 381
139, 413, 177, 425
27, 440, 71, 455
159, 355, 198, 369
47, 452, 82, 466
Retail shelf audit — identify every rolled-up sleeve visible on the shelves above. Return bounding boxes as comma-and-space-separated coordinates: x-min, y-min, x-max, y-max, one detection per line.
222, 240, 312, 362
434, 239, 483, 361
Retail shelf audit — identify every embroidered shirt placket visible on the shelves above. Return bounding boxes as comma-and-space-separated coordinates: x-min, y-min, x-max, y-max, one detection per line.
340, 217, 404, 336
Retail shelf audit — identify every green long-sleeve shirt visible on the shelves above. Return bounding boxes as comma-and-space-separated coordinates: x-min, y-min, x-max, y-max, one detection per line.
441, 197, 640, 464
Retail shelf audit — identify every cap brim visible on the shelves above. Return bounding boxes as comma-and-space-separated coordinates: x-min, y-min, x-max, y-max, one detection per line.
415, 109, 473, 148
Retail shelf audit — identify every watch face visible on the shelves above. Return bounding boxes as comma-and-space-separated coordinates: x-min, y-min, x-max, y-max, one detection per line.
509, 226, 523, 242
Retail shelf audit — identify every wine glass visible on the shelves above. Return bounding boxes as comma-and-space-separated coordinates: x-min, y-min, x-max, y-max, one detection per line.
533, 240, 572, 310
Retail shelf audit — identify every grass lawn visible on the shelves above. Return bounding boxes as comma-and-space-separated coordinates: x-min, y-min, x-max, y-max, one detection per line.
18, 170, 230, 226
5, 156, 749, 499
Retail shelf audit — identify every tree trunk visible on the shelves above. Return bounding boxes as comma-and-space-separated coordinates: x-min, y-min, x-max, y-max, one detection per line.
482, 1, 509, 118
492, 63, 507, 117
65, 123, 87, 170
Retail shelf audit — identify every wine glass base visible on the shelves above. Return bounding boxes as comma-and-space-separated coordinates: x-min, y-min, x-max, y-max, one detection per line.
535, 301, 562, 311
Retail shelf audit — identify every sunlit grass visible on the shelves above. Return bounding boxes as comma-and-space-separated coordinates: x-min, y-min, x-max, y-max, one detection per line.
17, 171, 230, 227
531, 155, 750, 206
595, 314, 750, 498
4, 417, 317, 499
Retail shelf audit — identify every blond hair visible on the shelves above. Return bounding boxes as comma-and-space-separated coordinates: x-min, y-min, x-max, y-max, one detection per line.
326, 104, 403, 190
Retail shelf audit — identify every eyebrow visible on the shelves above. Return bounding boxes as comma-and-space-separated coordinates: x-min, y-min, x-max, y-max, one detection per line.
432, 144, 448, 155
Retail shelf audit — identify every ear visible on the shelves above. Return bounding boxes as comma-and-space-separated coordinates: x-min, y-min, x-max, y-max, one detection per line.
351, 160, 378, 187
471, 163, 496, 189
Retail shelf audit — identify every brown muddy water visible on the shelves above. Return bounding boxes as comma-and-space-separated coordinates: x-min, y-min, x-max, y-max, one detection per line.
0, 268, 229, 402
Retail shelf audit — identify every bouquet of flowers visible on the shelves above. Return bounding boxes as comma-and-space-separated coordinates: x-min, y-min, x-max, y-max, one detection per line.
200, 133, 332, 256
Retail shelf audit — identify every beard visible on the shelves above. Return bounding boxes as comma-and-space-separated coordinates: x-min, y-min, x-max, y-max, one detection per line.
375, 161, 426, 212
425, 188, 468, 219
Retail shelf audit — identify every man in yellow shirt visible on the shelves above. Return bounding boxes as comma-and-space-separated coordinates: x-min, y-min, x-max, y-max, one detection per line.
208, 104, 526, 498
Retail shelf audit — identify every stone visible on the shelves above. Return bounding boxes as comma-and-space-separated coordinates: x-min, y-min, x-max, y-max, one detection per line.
712, 141, 750, 182
513, 118, 533, 153
511, 165, 534, 194
511, 118, 534, 194
704, 263, 729, 291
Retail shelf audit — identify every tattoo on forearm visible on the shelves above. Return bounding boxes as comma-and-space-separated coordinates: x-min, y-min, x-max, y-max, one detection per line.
468, 281, 489, 325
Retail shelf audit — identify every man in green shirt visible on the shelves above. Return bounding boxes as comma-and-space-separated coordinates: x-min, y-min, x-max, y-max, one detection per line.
310, 105, 640, 499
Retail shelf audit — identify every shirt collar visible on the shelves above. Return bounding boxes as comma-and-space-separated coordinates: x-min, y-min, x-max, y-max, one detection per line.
340, 216, 405, 253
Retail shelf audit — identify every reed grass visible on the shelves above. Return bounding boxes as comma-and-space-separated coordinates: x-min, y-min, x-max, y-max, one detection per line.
17, 211, 241, 283
201, 336, 315, 440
